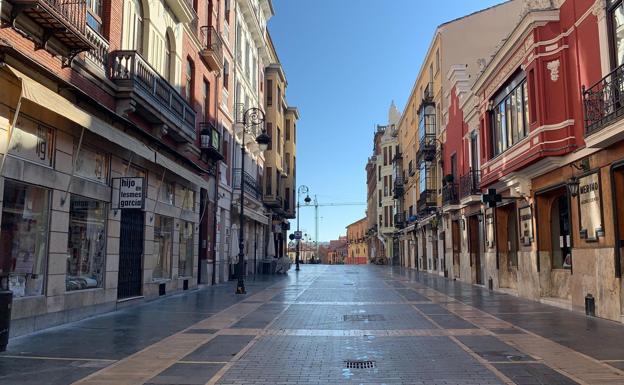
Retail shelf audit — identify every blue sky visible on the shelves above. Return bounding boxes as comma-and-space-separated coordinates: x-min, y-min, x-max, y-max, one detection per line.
268, 0, 503, 242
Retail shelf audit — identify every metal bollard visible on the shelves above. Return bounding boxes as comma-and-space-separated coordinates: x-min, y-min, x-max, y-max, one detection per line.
585, 294, 595, 317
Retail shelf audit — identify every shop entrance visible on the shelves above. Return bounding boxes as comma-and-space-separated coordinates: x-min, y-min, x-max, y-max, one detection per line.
117, 209, 144, 299
613, 166, 624, 278
536, 186, 571, 300
497, 203, 519, 290
452, 220, 461, 278
468, 215, 482, 285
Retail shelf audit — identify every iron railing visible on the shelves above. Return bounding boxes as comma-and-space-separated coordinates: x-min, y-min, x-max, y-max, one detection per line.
442, 183, 459, 206
417, 189, 437, 216
108, 50, 196, 140
459, 170, 481, 198
393, 176, 404, 198
417, 134, 436, 162
233, 169, 262, 200
394, 213, 405, 229
583, 64, 624, 135
199, 26, 224, 68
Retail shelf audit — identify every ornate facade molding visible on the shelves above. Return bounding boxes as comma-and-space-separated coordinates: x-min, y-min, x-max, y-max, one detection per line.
547, 59, 561, 81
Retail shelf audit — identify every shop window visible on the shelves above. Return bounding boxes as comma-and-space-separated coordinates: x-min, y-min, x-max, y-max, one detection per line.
76, 146, 108, 183
9, 116, 54, 167
153, 215, 173, 279
66, 196, 107, 291
160, 181, 175, 205
0, 180, 50, 297
180, 186, 195, 211
178, 221, 194, 278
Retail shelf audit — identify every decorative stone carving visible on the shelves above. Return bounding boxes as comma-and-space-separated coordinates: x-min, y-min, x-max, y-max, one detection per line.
547, 59, 560, 81
592, 0, 607, 21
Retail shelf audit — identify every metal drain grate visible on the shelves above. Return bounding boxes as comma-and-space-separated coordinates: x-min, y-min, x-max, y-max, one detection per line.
343, 314, 386, 322
344, 360, 376, 369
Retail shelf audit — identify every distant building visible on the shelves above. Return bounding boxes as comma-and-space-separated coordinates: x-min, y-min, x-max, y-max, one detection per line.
326, 236, 348, 264
346, 218, 368, 265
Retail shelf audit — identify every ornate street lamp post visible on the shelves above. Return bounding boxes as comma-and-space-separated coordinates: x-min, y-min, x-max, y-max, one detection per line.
236, 107, 270, 295
296, 185, 311, 271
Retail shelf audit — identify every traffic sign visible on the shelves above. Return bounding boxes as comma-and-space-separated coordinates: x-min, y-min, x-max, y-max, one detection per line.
294, 231, 302, 240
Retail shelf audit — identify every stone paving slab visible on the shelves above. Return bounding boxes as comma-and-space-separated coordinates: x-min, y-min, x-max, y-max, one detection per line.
181, 335, 255, 362
144, 362, 224, 385
493, 363, 579, 385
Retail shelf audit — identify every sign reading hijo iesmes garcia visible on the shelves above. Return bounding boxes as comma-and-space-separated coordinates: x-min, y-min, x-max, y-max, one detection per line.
112, 177, 145, 210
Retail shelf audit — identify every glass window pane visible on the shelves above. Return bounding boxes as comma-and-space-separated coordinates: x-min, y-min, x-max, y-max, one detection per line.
516, 86, 524, 140
178, 221, 194, 277
510, 90, 518, 145
613, 3, 624, 67
0, 180, 50, 297
67, 196, 107, 291
153, 215, 173, 279
523, 81, 530, 136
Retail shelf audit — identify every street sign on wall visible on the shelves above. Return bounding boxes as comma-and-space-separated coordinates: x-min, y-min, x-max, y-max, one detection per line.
112, 177, 145, 210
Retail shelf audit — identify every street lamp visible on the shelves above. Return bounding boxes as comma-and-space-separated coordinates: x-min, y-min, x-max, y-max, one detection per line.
296, 185, 312, 271
236, 107, 270, 295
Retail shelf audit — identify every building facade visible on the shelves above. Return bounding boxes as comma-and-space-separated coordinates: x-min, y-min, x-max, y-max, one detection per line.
346, 218, 368, 265
0, 0, 297, 336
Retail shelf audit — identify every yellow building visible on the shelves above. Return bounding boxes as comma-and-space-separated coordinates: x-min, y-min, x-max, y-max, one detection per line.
346, 218, 368, 265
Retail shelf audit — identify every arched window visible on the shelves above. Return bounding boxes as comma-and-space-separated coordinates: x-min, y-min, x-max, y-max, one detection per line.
123, 0, 144, 53
186, 58, 194, 103
164, 34, 174, 83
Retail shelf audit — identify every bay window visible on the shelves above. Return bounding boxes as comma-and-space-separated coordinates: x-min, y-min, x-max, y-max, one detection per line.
490, 72, 529, 157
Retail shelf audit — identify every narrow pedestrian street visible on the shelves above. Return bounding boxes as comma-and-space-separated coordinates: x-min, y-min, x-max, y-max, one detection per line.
1, 265, 624, 385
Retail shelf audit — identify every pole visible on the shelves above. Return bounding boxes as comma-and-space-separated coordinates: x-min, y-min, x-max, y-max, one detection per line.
314, 195, 319, 261
295, 199, 300, 271
236, 127, 246, 294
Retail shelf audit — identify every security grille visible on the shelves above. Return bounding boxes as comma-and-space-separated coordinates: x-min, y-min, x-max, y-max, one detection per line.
343, 314, 386, 322
344, 360, 376, 369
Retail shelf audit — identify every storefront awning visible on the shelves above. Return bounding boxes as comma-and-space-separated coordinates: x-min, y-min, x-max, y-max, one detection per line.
4, 65, 208, 188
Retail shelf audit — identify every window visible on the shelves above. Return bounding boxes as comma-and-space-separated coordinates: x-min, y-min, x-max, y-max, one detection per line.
178, 221, 194, 277
87, 0, 103, 33
286, 119, 291, 140
225, 0, 231, 23
67, 196, 107, 291
419, 162, 429, 193
266, 167, 272, 195
186, 58, 194, 103
153, 215, 173, 279
277, 127, 281, 154
383, 147, 388, 166
0, 180, 50, 297
378, 190, 382, 207
180, 186, 195, 211
123, 0, 144, 53
266, 122, 273, 150
610, 0, 624, 67
378, 166, 381, 181
223, 60, 229, 90
384, 176, 388, 196
489, 73, 529, 157
160, 181, 175, 205
76, 146, 108, 183
419, 105, 436, 142
435, 49, 440, 73
266, 79, 273, 106
202, 79, 210, 121
164, 32, 174, 82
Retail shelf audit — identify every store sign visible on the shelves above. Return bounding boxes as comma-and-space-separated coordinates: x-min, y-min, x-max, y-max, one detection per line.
519, 206, 533, 246
579, 173, 604, 240
9, 116, 54, 167
112, 177, 145, 210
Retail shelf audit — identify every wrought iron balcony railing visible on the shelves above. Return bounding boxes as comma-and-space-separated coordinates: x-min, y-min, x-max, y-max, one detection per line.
442, 183, 459, 206
459, 170, 481, 198
583, 64, 624, 135
109, 50, 196, 143
233, 169, 262, 200
263, 194, 283, 208
200, 26, 224, 72
417, 189, 437, 216
393, 176, 405, 198
417, 133, 437, 162
7, 0, 94, 65
394, 213, 405, 229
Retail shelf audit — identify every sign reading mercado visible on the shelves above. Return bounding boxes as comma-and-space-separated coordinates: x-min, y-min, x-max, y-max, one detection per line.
112, 177, 145, 210
578, 172, 604, 241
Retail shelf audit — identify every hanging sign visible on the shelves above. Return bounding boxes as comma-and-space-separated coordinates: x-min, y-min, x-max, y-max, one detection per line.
519, 206, 533, 246
112, 177, 145, 210
578, 172, 604, 241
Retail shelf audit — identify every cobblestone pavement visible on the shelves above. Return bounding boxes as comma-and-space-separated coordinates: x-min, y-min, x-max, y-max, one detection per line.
2, 265, 624, 384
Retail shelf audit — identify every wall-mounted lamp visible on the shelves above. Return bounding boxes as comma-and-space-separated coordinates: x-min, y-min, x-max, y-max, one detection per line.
567, 176, 580, 197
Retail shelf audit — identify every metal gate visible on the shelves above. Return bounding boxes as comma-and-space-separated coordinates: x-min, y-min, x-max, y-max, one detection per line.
117, 209, 144, 299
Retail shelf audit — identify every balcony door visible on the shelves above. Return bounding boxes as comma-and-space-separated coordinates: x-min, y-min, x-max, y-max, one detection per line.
122, 0, 144, 53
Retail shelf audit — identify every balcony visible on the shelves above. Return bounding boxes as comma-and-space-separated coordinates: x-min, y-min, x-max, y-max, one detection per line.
109, 51, 196, 144
6, 0, 94, 66
394, 213, 405, 229
417, 189, 437, 216
417, 134, 436, 162
199, 121, 223, 161
393, 176, 405, 198
84, 27, 109, 70
582, 64, 624, 147
423, 82, 434, 102
263, 194, 283, 208
233, 169, 262, 200
199, 26, 224, 72
459, 170, 481, 198
442, 183, 459, 206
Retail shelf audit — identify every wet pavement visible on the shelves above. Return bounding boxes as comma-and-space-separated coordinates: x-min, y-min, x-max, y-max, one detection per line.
2, 265, 624, 384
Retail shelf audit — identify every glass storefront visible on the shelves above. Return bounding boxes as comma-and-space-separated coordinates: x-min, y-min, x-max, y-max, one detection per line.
178, 221, 194, 277
0, 180, 50, 297
153, 215, 173, 279
66, 196, 107, 291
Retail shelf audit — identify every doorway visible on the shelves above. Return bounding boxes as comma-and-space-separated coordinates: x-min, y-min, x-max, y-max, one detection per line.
497, 203, 519, 290
117, 209, 144, 299
452, 220, 461, 278
468, 215, 482, 285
